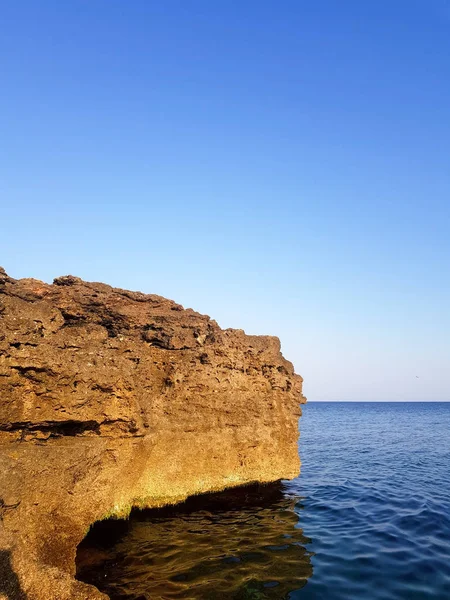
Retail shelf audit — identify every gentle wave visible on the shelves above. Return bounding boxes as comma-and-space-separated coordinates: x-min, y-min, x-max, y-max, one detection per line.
77, 402, 450, 599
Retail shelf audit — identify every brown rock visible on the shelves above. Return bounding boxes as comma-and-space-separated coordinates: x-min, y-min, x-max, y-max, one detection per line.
0, 268, 306, 600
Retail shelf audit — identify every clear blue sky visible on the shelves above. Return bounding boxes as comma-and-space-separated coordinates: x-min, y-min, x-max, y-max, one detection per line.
1, 1, 449, 401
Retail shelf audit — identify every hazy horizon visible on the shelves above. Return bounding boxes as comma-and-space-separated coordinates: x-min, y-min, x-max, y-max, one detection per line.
1, 1, 449, 401
307, 399, 450, 402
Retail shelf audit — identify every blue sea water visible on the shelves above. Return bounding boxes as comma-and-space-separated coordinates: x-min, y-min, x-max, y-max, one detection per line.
291, 402, 450, 599
77, 402, 450, 599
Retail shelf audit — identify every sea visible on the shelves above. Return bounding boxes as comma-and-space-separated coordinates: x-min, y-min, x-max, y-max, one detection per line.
77, 402, 450, 599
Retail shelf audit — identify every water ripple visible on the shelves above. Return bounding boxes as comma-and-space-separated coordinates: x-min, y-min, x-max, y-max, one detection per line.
77, 403, 450, 599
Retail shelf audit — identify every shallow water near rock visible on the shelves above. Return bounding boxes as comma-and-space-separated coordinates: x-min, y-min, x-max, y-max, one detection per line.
77, 402, 450, 599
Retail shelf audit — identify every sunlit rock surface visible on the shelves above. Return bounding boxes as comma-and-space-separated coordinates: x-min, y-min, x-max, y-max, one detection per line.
0, 267, 305, 600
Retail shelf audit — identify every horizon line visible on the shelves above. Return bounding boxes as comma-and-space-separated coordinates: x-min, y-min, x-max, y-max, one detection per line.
306, 399, 450, 403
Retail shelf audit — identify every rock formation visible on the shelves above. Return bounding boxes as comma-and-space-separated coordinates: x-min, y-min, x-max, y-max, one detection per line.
0, 267, 305, 600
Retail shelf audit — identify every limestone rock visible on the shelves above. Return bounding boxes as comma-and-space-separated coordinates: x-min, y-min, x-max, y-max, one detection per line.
0, 268, 305, 599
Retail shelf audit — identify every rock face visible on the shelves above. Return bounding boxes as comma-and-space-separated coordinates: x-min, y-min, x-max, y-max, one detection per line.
0, 268, 305, 600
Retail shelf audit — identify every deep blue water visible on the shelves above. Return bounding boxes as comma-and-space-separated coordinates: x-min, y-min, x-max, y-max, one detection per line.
77, 402, 450, 599
290, 402, 450, 599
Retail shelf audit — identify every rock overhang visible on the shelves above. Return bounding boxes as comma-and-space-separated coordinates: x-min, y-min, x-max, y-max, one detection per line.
0, 268, 306, 600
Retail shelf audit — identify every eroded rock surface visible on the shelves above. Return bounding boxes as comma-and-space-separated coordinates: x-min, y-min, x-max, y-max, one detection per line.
0, 267, 305, 599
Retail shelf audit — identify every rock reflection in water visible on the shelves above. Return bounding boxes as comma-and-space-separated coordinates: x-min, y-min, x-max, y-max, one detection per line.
76, 483, 313, 599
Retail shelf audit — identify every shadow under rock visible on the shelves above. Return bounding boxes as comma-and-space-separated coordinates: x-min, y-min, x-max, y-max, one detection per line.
76, 482, 313, 600
0, 549, 28, 600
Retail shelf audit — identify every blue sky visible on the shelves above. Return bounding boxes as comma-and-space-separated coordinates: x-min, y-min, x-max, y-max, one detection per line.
1, 0, 449, 400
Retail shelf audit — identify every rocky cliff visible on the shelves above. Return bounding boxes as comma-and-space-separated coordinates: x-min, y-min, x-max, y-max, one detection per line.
0, 268, 305, 600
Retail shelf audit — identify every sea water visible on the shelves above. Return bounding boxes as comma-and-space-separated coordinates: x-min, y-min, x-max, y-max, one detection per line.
77, 402, 450, 599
